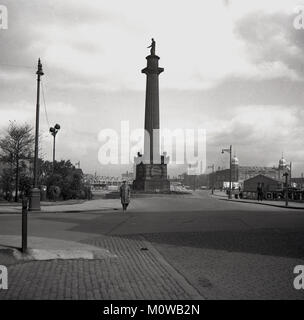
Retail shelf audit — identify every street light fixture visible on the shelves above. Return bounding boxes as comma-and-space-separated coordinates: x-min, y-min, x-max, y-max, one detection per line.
49, 123, 60, 171
221, 145, 232, 199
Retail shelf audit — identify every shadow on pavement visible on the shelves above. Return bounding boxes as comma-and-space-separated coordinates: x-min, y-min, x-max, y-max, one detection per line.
138, 229, 304, 259
35, 211, 304, 259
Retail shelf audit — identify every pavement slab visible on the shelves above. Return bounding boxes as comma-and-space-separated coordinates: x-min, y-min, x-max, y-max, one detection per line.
0, 198, 120, 214
212, 192, 304, 210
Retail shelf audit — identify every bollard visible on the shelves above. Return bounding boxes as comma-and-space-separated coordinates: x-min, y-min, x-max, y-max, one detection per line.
22, 197, 28, 253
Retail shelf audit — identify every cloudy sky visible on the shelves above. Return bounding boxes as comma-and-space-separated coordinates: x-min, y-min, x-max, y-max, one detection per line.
0, 0, 304, 177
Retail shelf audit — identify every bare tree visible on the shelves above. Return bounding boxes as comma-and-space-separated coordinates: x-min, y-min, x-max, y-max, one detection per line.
0, 121, 35, 202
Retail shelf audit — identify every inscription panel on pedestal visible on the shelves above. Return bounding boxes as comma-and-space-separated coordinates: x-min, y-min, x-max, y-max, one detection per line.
151, 165, 162, 177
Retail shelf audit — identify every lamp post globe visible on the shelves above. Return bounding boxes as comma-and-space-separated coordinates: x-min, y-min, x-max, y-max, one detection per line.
50, 123, 60, 170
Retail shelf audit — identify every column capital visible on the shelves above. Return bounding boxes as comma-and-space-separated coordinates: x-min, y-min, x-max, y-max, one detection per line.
141, 67, 164, 75
146, 54, 160, 60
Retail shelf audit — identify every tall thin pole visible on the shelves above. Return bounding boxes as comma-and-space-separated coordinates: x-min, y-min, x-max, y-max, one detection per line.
29, 59, 44, 211
53, 134, 56, 167
15, 153, 19, 202
22, 197, 28, 253
50, 124, 60, 173
212, 164, 215, 193
285, 173, 289, 207
33, 58, 44, 188
229, 145, 232, 199
290, 161, 293, 200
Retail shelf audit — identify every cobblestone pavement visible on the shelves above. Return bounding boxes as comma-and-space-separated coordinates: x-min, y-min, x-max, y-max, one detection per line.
0, 235, 203, 300
143, 231, 304, 300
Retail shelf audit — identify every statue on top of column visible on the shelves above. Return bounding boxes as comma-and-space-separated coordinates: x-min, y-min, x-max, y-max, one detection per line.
147, 38, 156, 55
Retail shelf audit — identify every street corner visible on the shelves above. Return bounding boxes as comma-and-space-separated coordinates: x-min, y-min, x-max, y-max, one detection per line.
0, 235, 117, 262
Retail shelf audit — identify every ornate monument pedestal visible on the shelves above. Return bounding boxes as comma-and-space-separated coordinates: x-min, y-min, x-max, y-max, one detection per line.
134, 160, 170, 193
133, 39, 170, 193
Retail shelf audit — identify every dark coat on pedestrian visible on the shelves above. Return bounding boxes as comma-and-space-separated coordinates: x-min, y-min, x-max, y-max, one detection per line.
120, 182, 131, 205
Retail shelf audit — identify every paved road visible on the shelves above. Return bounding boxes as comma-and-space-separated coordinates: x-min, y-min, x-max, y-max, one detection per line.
0, 191, 304, 299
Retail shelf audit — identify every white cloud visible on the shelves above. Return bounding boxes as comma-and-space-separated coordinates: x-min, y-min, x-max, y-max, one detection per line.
14, 0, 299, 91
205, 104, 304, 170
47, 102, 76, 116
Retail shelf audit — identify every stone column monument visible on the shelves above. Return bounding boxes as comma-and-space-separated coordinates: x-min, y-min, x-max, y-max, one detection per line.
133, 39, 170, 192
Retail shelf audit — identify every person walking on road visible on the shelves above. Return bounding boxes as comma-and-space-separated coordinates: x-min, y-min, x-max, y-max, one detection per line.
257, 182, 263, 202
120, 180, 131, 211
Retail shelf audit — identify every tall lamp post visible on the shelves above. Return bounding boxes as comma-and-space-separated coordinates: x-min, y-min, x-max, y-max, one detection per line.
29, 58, 44, 211
49, 124, 60, 171
221, 145, 232, 199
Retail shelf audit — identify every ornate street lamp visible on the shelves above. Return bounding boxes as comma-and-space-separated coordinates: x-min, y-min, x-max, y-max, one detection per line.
221, 145, 232, 199
49, 123, 60, 170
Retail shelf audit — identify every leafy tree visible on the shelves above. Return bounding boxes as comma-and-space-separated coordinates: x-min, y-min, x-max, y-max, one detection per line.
0, 168, 14, 201
19, 173, 32, 198
40, 159, 88, 200
39, 159, 53, 185
54, 160, 75, 178
0, 121, 34, 202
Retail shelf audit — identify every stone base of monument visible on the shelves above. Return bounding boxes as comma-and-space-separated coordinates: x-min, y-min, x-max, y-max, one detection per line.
133, 163, 170, 193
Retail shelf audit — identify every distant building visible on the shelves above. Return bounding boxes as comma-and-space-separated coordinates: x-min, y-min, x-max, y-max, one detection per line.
207, 155, 291, 189
180, 172, 208, 190
83, 173, 123, 190
243, 174, 281, 193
